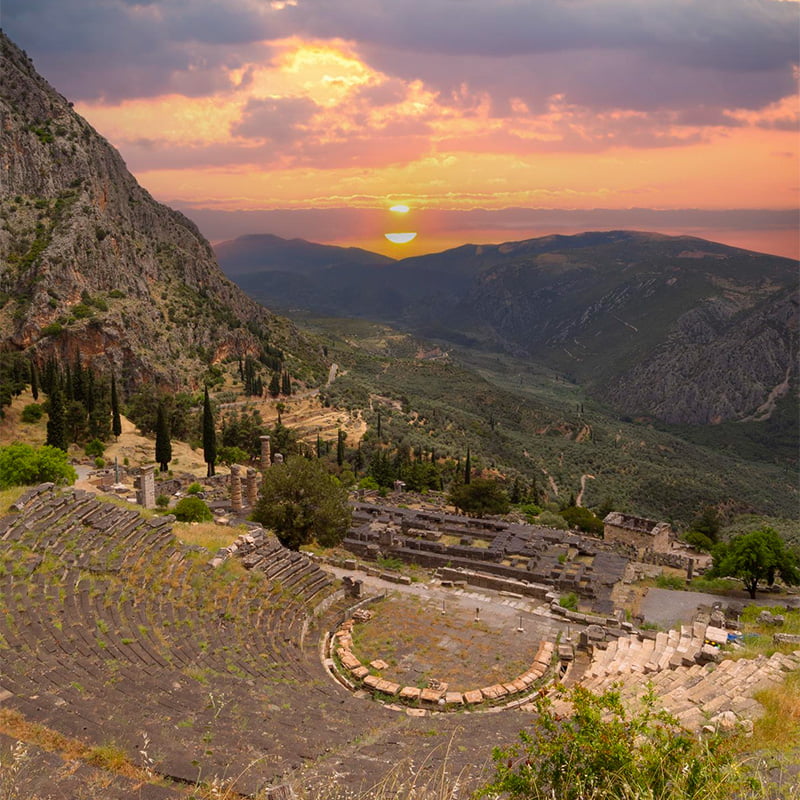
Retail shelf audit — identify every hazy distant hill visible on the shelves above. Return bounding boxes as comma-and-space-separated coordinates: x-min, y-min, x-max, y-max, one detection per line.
218, 230, 798, 425
215, 233, 394, 275
0, 32, 321, 389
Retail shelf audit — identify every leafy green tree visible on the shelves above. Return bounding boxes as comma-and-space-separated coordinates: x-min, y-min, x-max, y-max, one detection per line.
173, 496, 213, 523
155, 402, 172, 472
536, 510, 569, 530
45, 387, 68, 451
216, 445, 249, 467
708, 527, 800, 598
251, 456, 352, 550
202, 386, 216, 477
480, 685, 753, 800
559, 505, 604, 535
110, 372, 122, 439
0, 443, 76, 488
449, 477, 509, 516
687, 505, 721, 543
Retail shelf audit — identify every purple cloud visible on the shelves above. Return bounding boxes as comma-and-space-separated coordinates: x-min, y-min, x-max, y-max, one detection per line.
2, 0, 795, 115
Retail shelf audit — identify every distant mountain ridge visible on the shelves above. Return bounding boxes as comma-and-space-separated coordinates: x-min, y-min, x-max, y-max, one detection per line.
0, 32, 319, 389
215, 233, 394, 275
216, 230, 798, 425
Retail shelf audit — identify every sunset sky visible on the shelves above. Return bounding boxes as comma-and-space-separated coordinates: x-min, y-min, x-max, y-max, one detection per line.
2, 0, 798, 258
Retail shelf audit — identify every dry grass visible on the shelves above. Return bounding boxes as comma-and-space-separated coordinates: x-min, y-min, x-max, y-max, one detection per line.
0, 708, 156, 784
173, 521, 243, 552
0, 487, 26, 515
751, 671, 800, 753
0, 390, 47, 449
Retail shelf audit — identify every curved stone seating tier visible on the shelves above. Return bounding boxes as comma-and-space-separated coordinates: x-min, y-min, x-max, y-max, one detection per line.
563, 622, 800, 732
226, 529, 336, 606
0, 486, 376, 792
328, 611, 556, 711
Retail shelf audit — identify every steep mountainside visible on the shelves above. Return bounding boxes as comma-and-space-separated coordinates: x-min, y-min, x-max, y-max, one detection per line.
219, 231, 798, 424
0, 33, 319, 388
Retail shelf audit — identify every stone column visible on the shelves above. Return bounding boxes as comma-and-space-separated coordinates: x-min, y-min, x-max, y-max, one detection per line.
246, 468, 258, 507
230, 464, 243, 513
260, 435, 271, 470
136, 465, 156, 509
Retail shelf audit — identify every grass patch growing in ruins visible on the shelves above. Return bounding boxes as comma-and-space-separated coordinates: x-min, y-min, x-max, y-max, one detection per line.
0, 486, 26, 514
173, 521, 242, 552
728, 606, 800, 660
750, 671, 800, 754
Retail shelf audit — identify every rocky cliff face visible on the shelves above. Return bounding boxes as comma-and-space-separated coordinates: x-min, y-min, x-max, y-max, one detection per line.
0, 32, 304, 389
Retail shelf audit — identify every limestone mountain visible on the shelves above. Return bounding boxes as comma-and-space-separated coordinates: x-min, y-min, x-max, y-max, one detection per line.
219, 230, 798, 425
0, 32, 319, 388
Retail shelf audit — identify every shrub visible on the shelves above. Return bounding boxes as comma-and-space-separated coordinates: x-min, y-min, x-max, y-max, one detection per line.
0, 443, 77, 488
93, 457, 105, 469
536, 510, 568, 530
559, 592, 578, 610
518, 502, 542, 522
358, 476, 379, 491
684, 530, 715, 552
559, 505, 604, 535
655, 573, 685, 590
173, 496, 213, 523
40, 322, 63, 337
187, 482, 203, 495
480, 685, 756, 800
84, 438, 104, 457
155, 494, 170, 509
20, 403, 43, 423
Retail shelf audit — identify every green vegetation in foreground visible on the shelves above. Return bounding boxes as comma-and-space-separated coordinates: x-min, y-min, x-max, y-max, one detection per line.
479, 685, 774, 800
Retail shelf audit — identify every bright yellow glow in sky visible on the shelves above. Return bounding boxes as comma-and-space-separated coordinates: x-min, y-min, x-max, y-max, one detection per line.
71, 37, 798, 258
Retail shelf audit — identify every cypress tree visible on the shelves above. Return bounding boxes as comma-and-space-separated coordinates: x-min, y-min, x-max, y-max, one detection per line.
336, 429, 346, 467
30, 360, 39, 401
464, 447, 471, 485
268, 371, 280, 398
316, 433, 322, 459
110, 373, 122, 439
202, 386, 216, 477
155, 402, 172, 472
46, 387, 68, 451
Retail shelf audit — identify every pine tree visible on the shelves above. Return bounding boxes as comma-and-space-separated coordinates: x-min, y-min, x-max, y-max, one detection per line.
110, 373, 122, 439
30, 360, 39, 401
155, 402, 172, 472
46, 387, 68, 451
464, 447, 472, 485
202, 386, 216, 477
